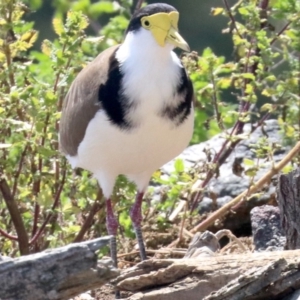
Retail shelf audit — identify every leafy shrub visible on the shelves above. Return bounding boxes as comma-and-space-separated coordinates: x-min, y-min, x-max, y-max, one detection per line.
0, 0, 299, 256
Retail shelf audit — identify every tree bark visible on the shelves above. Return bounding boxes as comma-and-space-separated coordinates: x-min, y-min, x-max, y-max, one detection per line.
115, 250, 300, 300
277, 167, 300, 249
0, 236, 119, 300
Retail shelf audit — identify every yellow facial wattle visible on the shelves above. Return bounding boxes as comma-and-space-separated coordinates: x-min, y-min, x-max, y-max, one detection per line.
141, 11, 190, 52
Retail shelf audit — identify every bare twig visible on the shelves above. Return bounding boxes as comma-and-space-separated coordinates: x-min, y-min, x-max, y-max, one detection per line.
270, 22, 291, 45
12, 125, 34, 198
73, 189, 104, 243
222, 0, 243, 39
117, 248, 186, 259
12, 144, 28, 198
0, 178, 29, 254
134, 0, 144, 14
0, 227, 18, 241
210, 67, 224, 130
215, 229, 248, 252
29, 163, 67, 245
31, 202, 40, 238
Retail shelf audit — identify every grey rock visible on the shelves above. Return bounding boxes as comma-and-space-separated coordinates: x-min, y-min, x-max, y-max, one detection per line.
184, 231, 220, 258
250, 205, 286, 251
160, 119, 289, 232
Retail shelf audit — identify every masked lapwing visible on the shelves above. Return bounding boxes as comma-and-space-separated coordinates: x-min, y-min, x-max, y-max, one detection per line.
60, 3, 194, 267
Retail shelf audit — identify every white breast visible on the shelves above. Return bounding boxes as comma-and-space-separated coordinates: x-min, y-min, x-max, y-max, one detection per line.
68, 29, 194, 198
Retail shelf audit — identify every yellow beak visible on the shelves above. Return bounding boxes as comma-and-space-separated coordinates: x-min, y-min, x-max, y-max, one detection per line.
141, 11, 190, 52
166, 26, 190, 52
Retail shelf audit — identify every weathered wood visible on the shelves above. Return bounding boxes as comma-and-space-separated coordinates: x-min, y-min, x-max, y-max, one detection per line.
115, 250, 300, 300
0, 236, 119, 300
204, 259, 287, 300
277, 167, 300, 249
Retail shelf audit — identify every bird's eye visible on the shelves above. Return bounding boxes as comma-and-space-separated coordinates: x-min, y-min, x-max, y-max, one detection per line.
143, 19, 150, 27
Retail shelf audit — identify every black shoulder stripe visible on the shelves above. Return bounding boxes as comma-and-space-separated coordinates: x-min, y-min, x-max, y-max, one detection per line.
161, 67, 193, 125
98, 49, 132, 130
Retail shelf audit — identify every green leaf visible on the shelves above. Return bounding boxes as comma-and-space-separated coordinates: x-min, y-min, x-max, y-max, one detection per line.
238, 7, 250, 16
245, 83, 254, 94
243, 158, 254, 166
217, 77, 232, 89
242, 73, 255, 80
260, 103, 273, 112
174, 159, 184, 173
84, 36, 105, 44
44, 90, 57, 105
211, 7, 224, 16
53, 18, 64, 36
245, 167, 258, 177
261, 88, 275, 97
41, 40, 52, 56
89, 1, 115, 18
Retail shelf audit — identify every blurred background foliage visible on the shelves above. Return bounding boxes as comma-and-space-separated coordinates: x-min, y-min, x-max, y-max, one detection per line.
0, 0, 299, 256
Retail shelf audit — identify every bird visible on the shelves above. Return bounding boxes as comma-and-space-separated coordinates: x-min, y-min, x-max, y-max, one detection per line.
59, 3, 194, 268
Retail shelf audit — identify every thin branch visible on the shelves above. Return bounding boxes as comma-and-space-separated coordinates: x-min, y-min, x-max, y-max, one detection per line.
259, 0, 269, 10
12, 125, 34, 198
0, 227, 18, 241
12, 144, 28, 198
31, 202, 40, 238
3, 33, 15, 88
210, 68, 224, 130
190, 141, 300, 234
33, 113, 50, 199
270, 21, 291, 46
29, 164, 67, 245
134, 0, 144, 14
0, 178, 29, 254
222, 0, 243, 39
73, 188, 104, 243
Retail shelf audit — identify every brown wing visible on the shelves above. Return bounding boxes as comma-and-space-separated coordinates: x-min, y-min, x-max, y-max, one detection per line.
59, 45, 120, 156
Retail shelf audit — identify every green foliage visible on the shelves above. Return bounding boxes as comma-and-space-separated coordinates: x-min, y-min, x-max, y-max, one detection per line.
183, 0, 300, 144
0, 0, 299, 256
0, 0, 134, 255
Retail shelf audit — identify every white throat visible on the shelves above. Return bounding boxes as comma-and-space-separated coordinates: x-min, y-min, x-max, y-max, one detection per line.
115, 29, 183, 124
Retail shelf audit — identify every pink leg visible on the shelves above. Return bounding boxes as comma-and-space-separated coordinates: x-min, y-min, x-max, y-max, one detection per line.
106, 198, 119, 236
130, 192, 147, 260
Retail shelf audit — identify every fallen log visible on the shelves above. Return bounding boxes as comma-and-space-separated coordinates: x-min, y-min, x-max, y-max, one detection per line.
115, 249, 300, 300
0, 236, 119, 300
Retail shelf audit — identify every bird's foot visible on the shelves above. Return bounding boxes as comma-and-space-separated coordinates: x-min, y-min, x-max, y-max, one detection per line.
105, 198, 119, 270
133, 225, 147, 261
